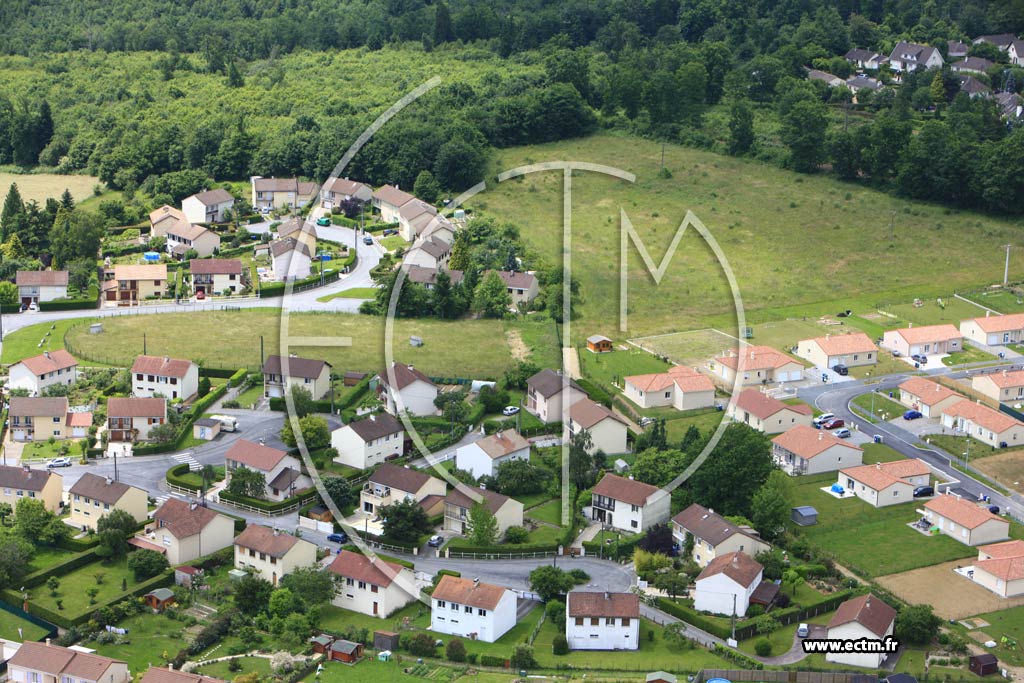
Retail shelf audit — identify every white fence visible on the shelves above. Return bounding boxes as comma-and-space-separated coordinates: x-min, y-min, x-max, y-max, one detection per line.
298, 516, 333, 534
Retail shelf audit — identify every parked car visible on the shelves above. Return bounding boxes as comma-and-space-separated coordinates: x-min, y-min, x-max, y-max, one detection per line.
831, 364, 849, 376
813, 413, 836, 427
327, 532, 349, 544
195, 290, 206, 300
27, 302, 38, 312
383, 228, 399, 236
639, 416, 656, 427
316, 216, 331, 227
989, 505, 1001, 515
911, 354, 928, 364
903, 410, 923, 420
797, 623, 810, 638
502, 406, 520, 416
362, 236, 374, 245
47, 457, 72, 468
913, 486, 934, 498
891, 350, 902, 357
822, 418, 845, 430
833, 428, 851, 438
427, 535, 444, 548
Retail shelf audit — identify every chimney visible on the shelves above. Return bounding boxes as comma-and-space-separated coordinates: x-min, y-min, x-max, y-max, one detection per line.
876, 462, 881, 469
479, 482, 487, 490
473, 577, 480, 586
168, 664, 174, 671
189, 501, 198, 511
273, 528, 280, 536
164, 356, 170, 363
987, 311, 991, 317
708, 508, 714, 515
106, 477, 112, 485
369, 414, 376, 422
44, 351, 50, 359
23, 464, 30, 473
628, 474, 634, 480
818, 431, 823, 441
604, 591, 610, 600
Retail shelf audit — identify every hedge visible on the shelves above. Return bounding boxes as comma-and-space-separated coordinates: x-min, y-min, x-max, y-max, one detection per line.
167, 462, 201, 492
19, 547, 100, 588
464, 401, 486, 426
582, 533, 643, 561
479, 655, 506, 668
38, 298, 98, 311
0, 302, 20, 313
227, 367, 248, 387
258, 270, 340, 298
53, 535, 99, 552
447, 542, 558, 555
218, 488, 315, 512
574, 378, 612, 407
199, 367, 239, 379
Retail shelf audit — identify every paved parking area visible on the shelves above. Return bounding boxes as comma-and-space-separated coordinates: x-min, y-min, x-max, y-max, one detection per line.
896, 354, 948, 371
892, 415, 944, 437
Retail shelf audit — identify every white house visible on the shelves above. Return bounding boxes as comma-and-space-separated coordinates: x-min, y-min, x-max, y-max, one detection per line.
825, 594, 898, 668
359, 463, 446, 516
888, 41, 944, 72
923, 493, 1010, 546
771, 425, 864, 475
672, 503, 771, 568
693, 551, 763, 617
234, 525, 317, 586
941, 400, 1024, 448
106, 397, 167, 442
16, 270, 68, 306
149, 204, 190, 238
262, 354, 332, 399
566, 591, 640, 651
525, 368, 586, 422
567, 398, 629, 455
591, 473, 670, 533
402, 237, 451, 270
131, 355, 200, 400
327, 549, 417, 617
496, 270, 539, 307
182, 188, 235, 224
844, 48, 884, 69
398, 199, 438, 241
443, 485, 524, 536
321, 178, 372, 209
838, 460, 931, 508
883, 324, 962, 358
972, 540, 1024, 598
796, 332, 878, 370
8, 642, 129, 683
727, 389, 814, 435
146, 498, 236, 565
431, 575, 517, 643
973, 369, 1024, 403
225, 439, 313, 501
623, 366, 715, 411
8, 349, 78, 395
379, 362, 438, 417
191, 258, 244, 296
898, 377, 965, 418
960, 312, 1024, 346
711, 346, 805, 386
372, 185, 415, 224
166, 224, 221, 259
331, 412, 405, 470
270, 237, 312, 281
455, 428, 530, 479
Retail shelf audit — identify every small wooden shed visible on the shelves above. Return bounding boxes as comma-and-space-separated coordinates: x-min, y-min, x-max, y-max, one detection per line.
309, 634, 334, 655
306, 505, 333, 523
143, 587, 176, 612
587, 335, 613, 353
373, 631, 400, 652
174, 566, 202, 587
646, 673, 677, 683
970, 654, 999, 676
329, 639, 363, 664
344, 371, 368, 387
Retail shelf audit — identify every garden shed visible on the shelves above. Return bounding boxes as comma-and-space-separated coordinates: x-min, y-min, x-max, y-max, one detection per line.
791, 506, 818, 526
970, 654, 999, 676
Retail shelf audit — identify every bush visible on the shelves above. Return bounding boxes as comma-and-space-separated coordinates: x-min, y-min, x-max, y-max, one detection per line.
446, 638, 466, 662
479, 654, 505, 667
568, 568, 590, 584
510, 644, 537, 669
504, 526, 529, 544
552, 634, 568, 655
755, 638, 773, 657
406, 632, 436, 657
466, 653, 478, 664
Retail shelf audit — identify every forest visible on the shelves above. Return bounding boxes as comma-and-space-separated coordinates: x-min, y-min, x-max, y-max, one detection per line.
0, 0, 1023, 215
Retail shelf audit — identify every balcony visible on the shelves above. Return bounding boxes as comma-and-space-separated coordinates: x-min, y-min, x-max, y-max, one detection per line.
362, 485, 392, 506
592, 495, 616, 511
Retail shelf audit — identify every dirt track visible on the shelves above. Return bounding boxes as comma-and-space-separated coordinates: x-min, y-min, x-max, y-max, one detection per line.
877, 560, 1024, 619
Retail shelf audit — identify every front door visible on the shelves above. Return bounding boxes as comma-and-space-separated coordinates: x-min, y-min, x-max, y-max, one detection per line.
373, 601, 378, 615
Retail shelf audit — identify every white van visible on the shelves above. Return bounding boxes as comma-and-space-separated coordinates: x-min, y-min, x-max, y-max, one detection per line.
211, 415, 238, 432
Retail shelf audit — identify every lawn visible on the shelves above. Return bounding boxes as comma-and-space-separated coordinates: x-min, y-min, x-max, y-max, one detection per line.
480, 135, 1024, 339
885, 297, 990, 328
960, 289, 1024, 315
664, 408, 726, 443
29, 556, 140, 619
850, 391, 907, 423
233, 383, 264, 409
0, 609, 51, 641
527, 499, 562, 526
58, 311, 562, 378
90, 612, 192, 673
1, 317, 94, 365
176, 465, 226, 488
962, 605, 1024, 667
380, 235, 409, 252
0, 172, 99, 207
736, 610, 833, 658
793, 472, 975, 578
300, 658, 455, 683
925, 434, 1013, 461
578, 346, 670, 389
317, 287, 379, 302
27, 544, 76, 573
20, 439, 78, 462
195, 656, 273, 680
942, 344, 998, 366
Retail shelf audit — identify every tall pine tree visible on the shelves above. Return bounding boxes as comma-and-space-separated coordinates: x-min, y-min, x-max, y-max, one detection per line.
1, 183, 24, 242
434, 1, 454, 45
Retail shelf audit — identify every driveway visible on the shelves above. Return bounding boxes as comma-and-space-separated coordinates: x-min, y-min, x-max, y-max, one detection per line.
895, 415, 944, 438
757, 624, 826, 665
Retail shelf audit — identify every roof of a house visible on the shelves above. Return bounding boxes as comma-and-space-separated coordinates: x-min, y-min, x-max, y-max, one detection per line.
380, 361, 435, 391
149, 204, 188, 225
141, 666, 226, 683
297, 181, 319, 197
370, 463, 434, 493
715, 345, 802, 371
495, 270, 536, 290
890, 41, 941, 64
526, 368, 582, 398
960, 75, 992, 96
827, 593, 897, 638
267, 467, 302, 491
925, 494, 1007, 529
399, 199, 437, 221
845, 48, 881, 61
0, 464, 56, 492
327, 549, 407, 587
949, 40, 969, 53
977, 555, 1024, 581
954, 56, 995, 71
9, 396, 68, 417
190, 258, 243, 275
846, 75, 882, 90
262, 354, 330, 379
131, 355, 195, 378
567, 591, 640, 618
672, 503, 762, 547
475, 428, 530, 459
647, 672, 677, 683
253, 177, 299, 192
974, 33, 1017, 47
943, 400, 1023, 434
234, 525, 303, 557
270, 236, 313, 258
419, 237, 450, 259
840, 463, 914, 491
735, 389, 813, 420
804, 332, 878, 357
625, 366, 714, 393
67, 411, 92, 427
113, 264, 168, 281
570, 398, 627, 430
445, 484, 513, 515
153, 498, 225, 538
696, 551, 763, 587
373, 184, 415, 207
188, 188, 234, 206
890, 324, 961, 345
277, 217, 317, 239
16, 349, 78, 376
69, 472, 135, 505
324, 178, 370, 196
10, 642, 124, 681
772, 424, 862, 459
808, 69, 841, 84
107, 397, 166, 419
899, 377, 964, 406
347, 412, 404, 441
16, 270, 69, 286
980, 369, 1024, 388
225, 439, 289, 472
432, 575, 509, 611
966, 312, 1024, 333
593, 473, 660, 507
406, 265, 464, 286
170, 224, 217, 243
145, 587, 176, 601
587, 335, 612, 344
979, 539, 1024, 559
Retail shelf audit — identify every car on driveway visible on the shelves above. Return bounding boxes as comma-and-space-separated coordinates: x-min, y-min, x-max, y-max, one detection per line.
327, 532, 349, 544
47, 457, 72, 468
383, 228, 399, 236
797, 623, 809, 638
316, 216, 331, 227
903, 410, 923, 420
813, 413, 836, 427
831, 364, 849, 376
913, 485, 934, 498
428, 535, 444, 547
911, 354, 928, 364
821, 418, 845, 430
502, 406, 520, 416
362, 236, 374, 245
833, 428, 851, 438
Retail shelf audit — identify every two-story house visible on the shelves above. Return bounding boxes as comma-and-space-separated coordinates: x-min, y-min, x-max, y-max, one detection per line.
0, 464, 62, 513
327, 549, 417, 617
166, 224, 220, 259
493, 270, 539, 307
372, 185, 415, 224
321, 177, 373, 209
431, 575, 518, 643
379, 362, 438, 416
525, 368, 586, 423
591, 473, 670, 533
888, 41, 944, 72
103, 264, 168, 305
898, 377, 965, 418
145, 498, 236, 565
16, 270, 68, 306
131, 355, 200, 400
190, 258, 244, 296
270, 238, 312, 281
106, 397, 167, 442
402, 237, 452, 271
398, 199, 438, 241
443, 484, 524, 536
182, 188, 235, 224
225, 439, 312, 501
68, 473, 148, 531
844, 48, 884, 69
567, 398, 629, 455
149, 204, 190, 238
565, 591, 640, 651
771, 424, 864, 475
693, 551, 764, 617
8, 396, 88, 442
233, 525, 317, 586
8, 349, 78, 395
359, 463, 447, 516
262, 354, 332, 399
332, 412, 405, 470
672, 503, 770, 568
276, 217, 319, 254
727, 389, 814, 435
251, 177, 319, 212
455, 428, 530, 479
825, 594, 898, 668
8, 641, 129, 683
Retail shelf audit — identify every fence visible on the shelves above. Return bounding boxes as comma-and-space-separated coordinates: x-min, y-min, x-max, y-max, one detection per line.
214, 492, 317, 516
298, 516, 333, 534
698, 670, 878, 683
0, 599, 57, 640
445, 548, 557, 560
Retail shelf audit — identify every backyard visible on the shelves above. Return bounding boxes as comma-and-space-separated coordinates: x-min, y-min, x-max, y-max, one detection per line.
578, 345, 670, 389
0, 608, 51, 641
29, 556, 142, 619
91, 611, 196, 673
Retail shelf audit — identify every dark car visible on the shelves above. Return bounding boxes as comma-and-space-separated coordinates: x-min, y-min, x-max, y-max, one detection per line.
383, 228, 399, 236
822, 418, 845, 430
832, 364, 849, 376
911, 354, 928, 364
989, 505, 1001, 515
913, 485, 934, 498
903, 410, 923, 420
427, 535, 444, 547
362, 236, 374, 245
327, 532, 349, 544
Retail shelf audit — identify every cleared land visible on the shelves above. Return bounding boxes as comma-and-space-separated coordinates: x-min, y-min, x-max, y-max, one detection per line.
0, 172, 98, 206
972, 450, 1024, 494
964, 605, 1024, 667
478, 136, 1024, 338
877, 560, 1024, 620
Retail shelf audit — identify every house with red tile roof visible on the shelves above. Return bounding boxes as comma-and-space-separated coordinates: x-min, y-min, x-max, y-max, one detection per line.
9, 642, 129, 683
591, 473, 670, 533
327, 549, 417, 617
16, 270, 68, 305
431, 575, 517, 642
973, 369, 1024, 403
8, 396, 91, 442
898, 377, 965, 418
940, 400, 1024, 448
825, 594, 897, 668
726, 389, 814, 435
8, 349, 78, 395
131, 354, 200, 401
224, 439, 312, 501
711, 346, 805, 386
103, 264, 168, 304
771, 424, 863, 475
106, 397, 167, 442
796, 332, 878, 370
972, 540, 1024, 597
190, 258, 244, 296
693, 551, 763, 617
838, 460, 932, 508
961, 312, 1024, 346
883, 324, 962, 358
566, 591, 640, 650
456, 428, 530, 478
923, 493, 1010, 546
234, 525, 317, 585
149, 204, 190, 238
141, 666, 227, 683
147, 498, 236, 564
624, 365, 715, 411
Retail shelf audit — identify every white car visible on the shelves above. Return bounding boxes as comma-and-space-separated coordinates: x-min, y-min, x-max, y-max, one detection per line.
28, 302, 37, 311
47, 457, 72, 468
797, 623, 809, 638
502, 406, 520, 416
813, 412, 835, 426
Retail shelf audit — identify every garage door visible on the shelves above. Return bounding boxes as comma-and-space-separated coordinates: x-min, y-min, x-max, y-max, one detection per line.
778, 370, 800, 382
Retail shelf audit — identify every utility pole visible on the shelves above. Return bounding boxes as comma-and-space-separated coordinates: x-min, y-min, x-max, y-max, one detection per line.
260, 335, 264, 367
143, 332, 147, 355
731, 593, 737, 641
1005, 244, 1012, 286
889, 211, 896, 241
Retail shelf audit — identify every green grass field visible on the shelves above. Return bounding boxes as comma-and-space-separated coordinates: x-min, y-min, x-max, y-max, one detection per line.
850, 391, 907, 423
477, 135, 1024, 339
0, 609, 51, 642
90, 612, 192, 673
961, 289, 1024, 315
527, 498, 562, 526
1, 317, 93, 365
195, 656, 273, 680
317, 287, 379, 302
925, 434, 1016, 460
48, 310, 561, 378
380, 235, 408, 252
577, 345, 670, 388
30, 557, 139, 619
0, 172, 98, 207
942, 344, 997, 366
962, 605, 1024, 667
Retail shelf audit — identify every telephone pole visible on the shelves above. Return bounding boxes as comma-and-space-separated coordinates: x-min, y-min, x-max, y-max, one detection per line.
1005, 244, 1012, 286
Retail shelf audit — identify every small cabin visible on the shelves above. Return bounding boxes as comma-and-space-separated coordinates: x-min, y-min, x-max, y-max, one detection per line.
310, 634, 334, 655
374, 631, 400, 651
329, 639, 363, 664
587, 335, 613, 353
970, 654, 999, 677
143, 588, 176, 612
174, 566, 202, 588
791, 506, 818, 526
306, 505, 333, 523
344, 371, 368, 387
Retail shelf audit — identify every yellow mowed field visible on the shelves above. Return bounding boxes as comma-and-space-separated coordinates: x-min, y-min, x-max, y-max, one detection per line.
0, 172, 98, 206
